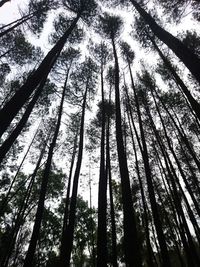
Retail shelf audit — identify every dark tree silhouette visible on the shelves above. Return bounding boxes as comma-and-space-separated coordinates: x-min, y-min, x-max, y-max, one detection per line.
98, 13, 142, 267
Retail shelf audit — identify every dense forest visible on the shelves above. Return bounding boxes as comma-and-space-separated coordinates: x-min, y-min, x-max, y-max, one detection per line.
0, 0, 200, 266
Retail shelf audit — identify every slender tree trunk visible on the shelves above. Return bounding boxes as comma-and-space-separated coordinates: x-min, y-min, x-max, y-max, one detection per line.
172, 107, 200, 172
127, 62, 171, 267
148, 33, 200, 121
59, 84, 88, 267
0, 76, 48, 164
130, 0, 200, 84
148, 113, 197, 267
111, 37, 142, 267
60, 133, 77, 258
0, 123, 40, 216
151, 89, 200, 223
88, 164, 96, 267
23, 76, 67, 267
97, 64, 107, 267
155, 184, 186, 267
0, 13, 80, 138
1, 138, 48, 267
127, 108, 155, 267
0, 13, 34, 38
148, 94, 200, 266
106, 109, 118, 267
177, 136, 200, 196
124, 80, 156, 267
0, 48, 13, 59
153, 87, 200, 174
0, 12, 33, 30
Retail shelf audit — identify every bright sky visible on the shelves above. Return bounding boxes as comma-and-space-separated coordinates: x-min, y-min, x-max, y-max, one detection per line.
0, 0, 27, 22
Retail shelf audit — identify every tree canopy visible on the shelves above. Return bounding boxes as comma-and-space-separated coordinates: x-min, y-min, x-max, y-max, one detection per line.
0, 0, 200, 266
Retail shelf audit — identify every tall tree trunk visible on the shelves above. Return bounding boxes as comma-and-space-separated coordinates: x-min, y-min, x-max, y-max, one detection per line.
130, 0, 200, 84
1, 138, 48, 267
0, 13, 80, 138
151, 89, 200, 224
127, 62, 171, 267
60, 132, 77, 258
153, 87, 200, 174
0, 123, 40, 216
97, 64, 107, 267
127, 108, 154, 267
148, 111, 197, 267
148, 94, 200, 266
23, 75, 67, 267
106, 108, 118, 267
177, 136, 200, 196
125, 88, 155, 267
59, 84, 88, 267
111, 37, 142, 267
154, 183, 186, 267
0, 76, 48, 164
148, 33, 200, 121
88, 166, 96, 267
